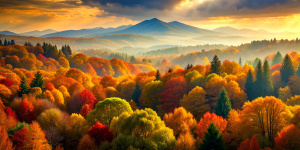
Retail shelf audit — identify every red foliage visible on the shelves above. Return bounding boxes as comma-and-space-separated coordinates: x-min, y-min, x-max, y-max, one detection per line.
270, 63, 281, 73
12, 127, 29, 149
79, 89, 97, 109
159, 76, 188, 113
45, 82, 55, 91
129, 64, 142, 75
37, 54, 47, 62
88, 122, 114, 145
238, 138, 250, 150
100, 75, 117, 88
249, 136, 260, 150
274, 124, 300, 150
0, 78, 14, 87
18, 98, 37, 123
80, 104, 92, 118
4, 107, 18, 121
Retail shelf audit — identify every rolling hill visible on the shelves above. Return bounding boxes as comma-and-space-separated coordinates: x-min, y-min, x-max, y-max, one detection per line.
0, 31, 18, 36
21, 29, 57, 37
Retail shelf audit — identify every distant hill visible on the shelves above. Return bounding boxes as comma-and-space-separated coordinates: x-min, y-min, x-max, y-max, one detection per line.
21, 29, 57, 37
214, 26, 270, 36
42, 25, 132, 37
168, 21, 223, 36
0, 31, 18, 36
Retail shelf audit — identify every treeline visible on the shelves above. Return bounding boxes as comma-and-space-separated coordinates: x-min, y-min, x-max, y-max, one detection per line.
0, 39, 16, 46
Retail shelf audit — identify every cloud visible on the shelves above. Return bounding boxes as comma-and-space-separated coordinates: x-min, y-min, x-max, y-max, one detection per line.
237, 0, 291, 9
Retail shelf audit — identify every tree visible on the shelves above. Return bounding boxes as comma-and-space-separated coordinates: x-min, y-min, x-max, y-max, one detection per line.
87, 97, 133, 126
195, 112, 227, 141
141, 81, 164, 111
272, 51, 283, 66
175, 132, 196, 150
245, 70, 255, 100
199, 123, 226, 150
0, 78, 14, 87
215, 88, 232, 119
30, 71, 44, 92
249, 136, 260, 150
254, 59, 263, 98
4, 39, 7, 46
239, 57, 242, 66
0, 125, 14, 150
79, 89, 97, 109
0, 39, 2, 46
274, 124, 300, 150
280, 54, 295, 84
262, 60, 273, 96
88, 122, 114, 145
12, 126, 29, 149
278, 86, 292, 102
77, 135, 97, 150
23, 121, 52, 150
18, 98, 37, 123
17, 76, 30, 97
210, 55, 221, 75
155, 70, 160, 81
131, 81, 141, 106
163, 107, 197, 137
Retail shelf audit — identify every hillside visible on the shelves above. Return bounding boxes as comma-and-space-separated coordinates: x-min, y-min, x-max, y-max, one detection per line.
21, 29, 57, 37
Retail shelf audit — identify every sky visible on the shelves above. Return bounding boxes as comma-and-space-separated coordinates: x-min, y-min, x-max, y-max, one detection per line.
1, 0, 300, 33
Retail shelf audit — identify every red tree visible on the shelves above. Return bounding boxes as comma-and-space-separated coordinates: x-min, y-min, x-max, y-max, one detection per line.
249, 136, 260, 150
88, 122, 113, 145
37, 54, 47, 62
274, 124, 300, 150
12, 127, 29, 149
45, 82, 55, 91
79, 89, 97, 109
238, 138, 250, 150
4, 107, 18, 121
18, 98, 37, 123
100, 75, 117, 88
159, 76, 188, 113
80, 104, 92, 118
0, 78, 14, 87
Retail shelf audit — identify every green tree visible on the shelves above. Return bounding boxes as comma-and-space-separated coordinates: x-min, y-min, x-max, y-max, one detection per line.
155, 70, 161, 81
4, 39, 7, 46
0, 40, 3, 46
30, 71, 44, 92
215, 88, 232, 119
199, 123, 226, 150
131, 82, 141, 106
254, 59, 263, 98
280, 54, 295, 84
262, 60, 273, 96
272, 51, 283, 66
17, 76, 30, 97
245, 70, 255, 101
210, 55, 221, 75
239, 57, 242, 66
296, 65, 300, 77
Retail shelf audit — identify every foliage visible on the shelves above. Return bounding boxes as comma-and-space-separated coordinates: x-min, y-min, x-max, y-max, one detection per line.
215, 88, 232, 119
88, 122, 114, 145
199, 123, 226, 150
17, 76, 30, 97
30, 71, 44, 92
210, 55, 221, 75
280, 54, 295, 84
274, 124, 300, 150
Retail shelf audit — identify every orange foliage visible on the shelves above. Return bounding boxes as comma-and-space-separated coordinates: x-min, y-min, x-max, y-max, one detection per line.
274, 124, 300, 150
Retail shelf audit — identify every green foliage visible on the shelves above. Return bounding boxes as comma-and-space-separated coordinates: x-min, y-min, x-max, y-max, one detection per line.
131, 82, 141, 106
87, 97, 133, 127
30, 71, 44, 92
215, 88, 232, 119
199, 123, 226, 150
254, 59, 263, 98
272, 51, 283, 66
245, 70, 255, 101
280, 54, 295, 84
185, 70, 201, 82
262, 60, 273, 96
17, 76, 30, 97
141, 81, 164, 111
7, 122, 30, 135
210, 55, 221, 75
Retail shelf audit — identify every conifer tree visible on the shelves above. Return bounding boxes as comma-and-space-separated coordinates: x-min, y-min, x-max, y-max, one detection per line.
155, 70, 161, 81
0, 39, 3, 46
131, 82, 141, 106
199, 123, 226, 150
215, 88, 232, 119
254, 59, 263, 98
272, 51, 283, 66
4, 39, 7, 46
30, 71, 44, 92
262, 60, 273, 96
239, 57, 242, 66
280, 54, 295, 84
296, 65, 300, 77
10, 40, 15, 45
245, 70, 255, 101
18, 76, 30, 97
210, 55, 221, 75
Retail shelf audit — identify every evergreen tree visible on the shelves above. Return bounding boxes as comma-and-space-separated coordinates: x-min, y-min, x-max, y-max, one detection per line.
262, 60, 273, 96
239, 57, 242, 66
210, 55, 221, 75
7, 41, 11, 45
0, 39, 3, 46
36, 42, 41, 47
245, 70, 255, 101
272, 51, 283, 66
296, 65, 300, 77
199, 123, 226, 150
10, 40, 15, 45
4, 39, 7, 46
254, 59, 263, 98
215, 88, 232, 119
280, 54, 295, 84
155, 70, 161, 81
131, 82, 141, 106
17, 76, 30, 97
168, 68, 173, 73
30, 71, 44, 92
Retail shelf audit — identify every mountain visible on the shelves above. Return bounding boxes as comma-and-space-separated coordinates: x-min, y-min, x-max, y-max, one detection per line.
42, 25, 132, 37
214, 26, 270, 36
168, 21, 223, 35
0, 31, 18, 36
94, 34, 163, 47
21, 29, 57, 37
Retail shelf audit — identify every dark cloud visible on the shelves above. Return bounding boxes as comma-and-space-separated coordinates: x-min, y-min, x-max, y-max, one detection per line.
81, 0, 184, 10
237, 0, 291, 9
0, 0, 80, 9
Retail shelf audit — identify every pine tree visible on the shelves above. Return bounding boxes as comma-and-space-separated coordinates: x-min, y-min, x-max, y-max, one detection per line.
262, 60, 273, 96
210, 55, 221, 75
239, 57, 242, 66
36, 42, 41, 47
155, 70, 161, 81
272, 51, 283, 66
10, 40, 15, 45
131, 82, 141, 106
18, 76, 30, 97
280, 54, 295, 84
168, 68, 173, 73
215, 88, 232, 119
254, 59, 263, 98
245, 70, 255, 101
0, 39, 3, 46
4, 39, 7, 46
199, 123, 226, 150
30, 71, 44, 92
296, 65, 300, 77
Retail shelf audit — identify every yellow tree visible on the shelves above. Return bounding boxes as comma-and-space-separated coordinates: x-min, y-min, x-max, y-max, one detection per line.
287, 95, 300, 106
175, 132, 196, 150
163, 107, 197, 137
278, 86, 292, 103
